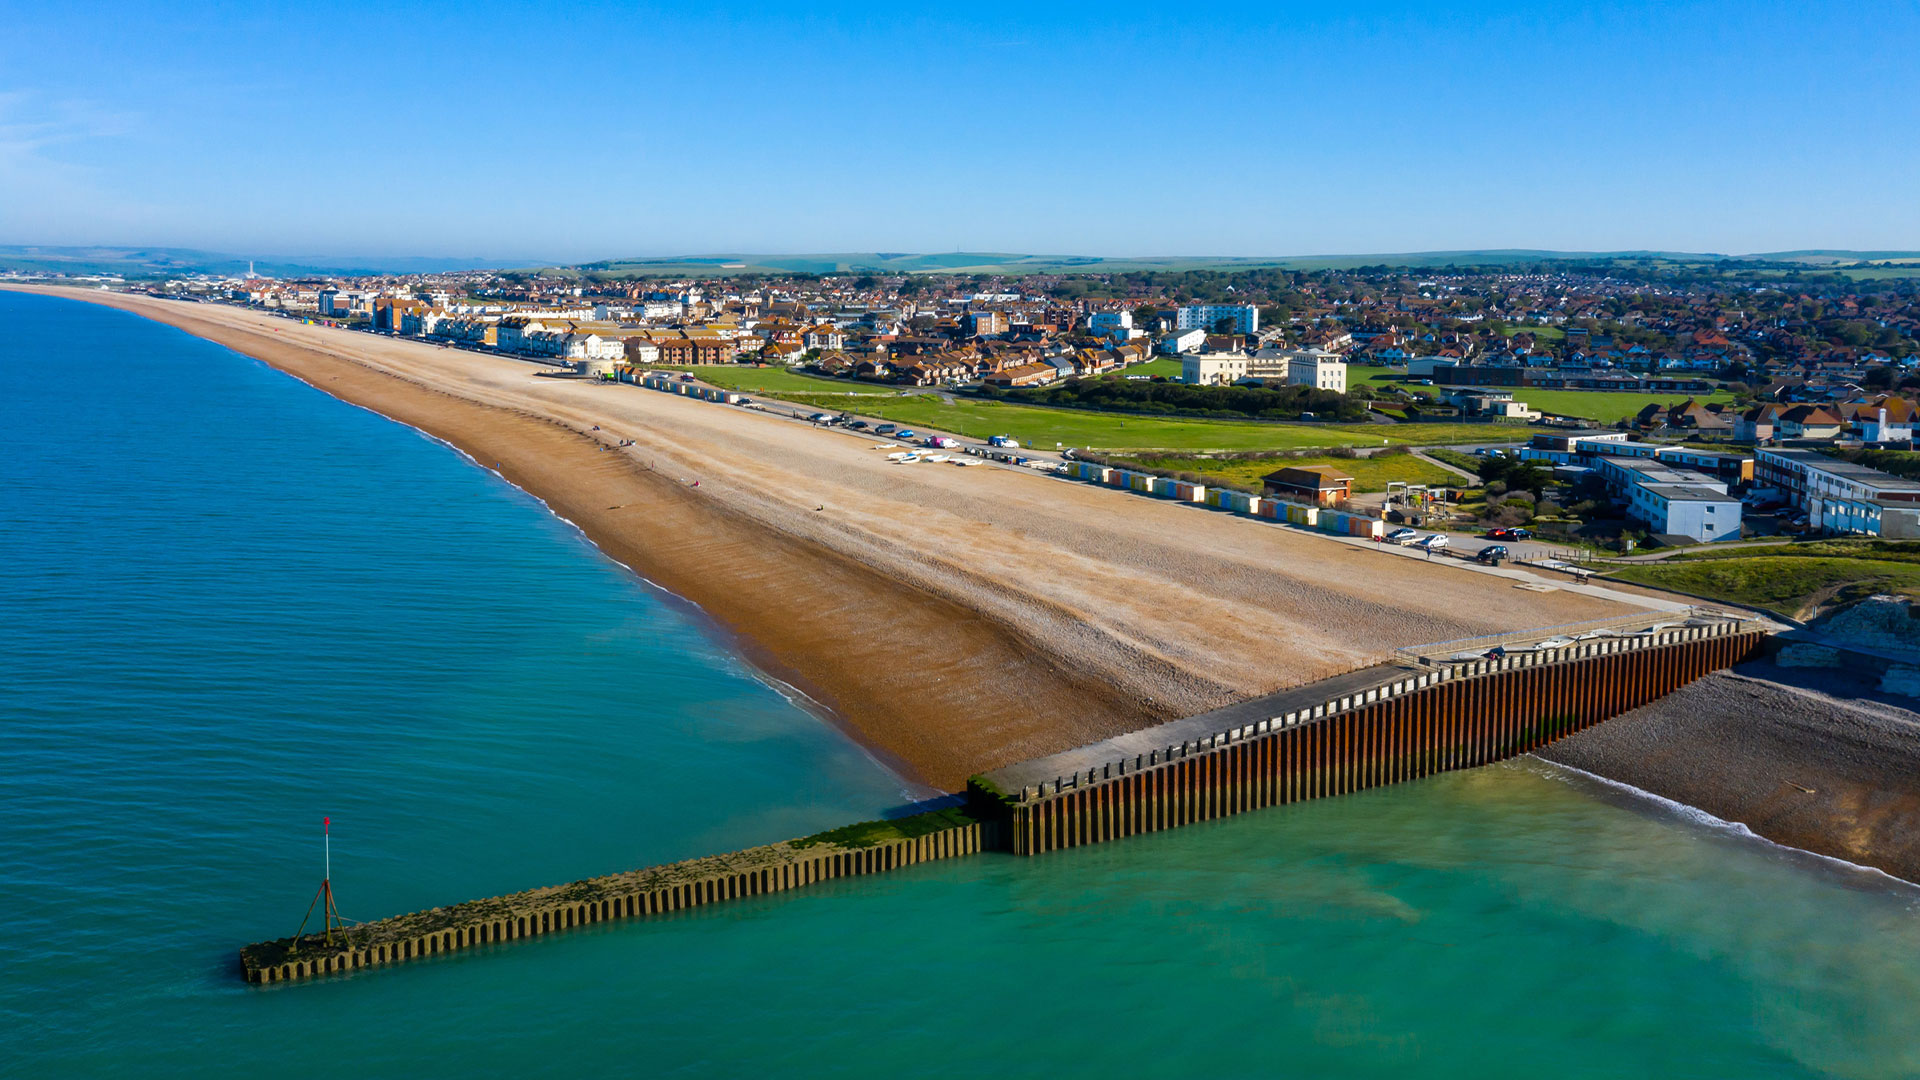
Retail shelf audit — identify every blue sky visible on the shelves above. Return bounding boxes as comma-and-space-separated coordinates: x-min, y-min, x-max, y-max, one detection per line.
1, 0, 1916, 263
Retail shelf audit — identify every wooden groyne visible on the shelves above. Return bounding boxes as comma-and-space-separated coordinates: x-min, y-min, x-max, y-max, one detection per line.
245, 613, 1770, 985
241, 810, 998, 984
975, 617, 1768, 855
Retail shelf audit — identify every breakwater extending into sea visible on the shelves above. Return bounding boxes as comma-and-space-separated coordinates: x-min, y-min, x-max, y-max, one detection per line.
242, 813, 997, 983
245, 615, 1764, 983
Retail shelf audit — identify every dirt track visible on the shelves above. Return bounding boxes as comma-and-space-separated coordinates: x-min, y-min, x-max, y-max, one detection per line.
25, 289, 1636, 787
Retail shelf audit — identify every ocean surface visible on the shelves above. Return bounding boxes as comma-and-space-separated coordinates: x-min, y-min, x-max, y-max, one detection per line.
3, 289, 1918, 1079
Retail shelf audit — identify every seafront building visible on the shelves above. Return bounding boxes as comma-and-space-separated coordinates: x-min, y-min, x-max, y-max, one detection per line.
1756, 447, 1920, 537
1176, 303, 1259, 334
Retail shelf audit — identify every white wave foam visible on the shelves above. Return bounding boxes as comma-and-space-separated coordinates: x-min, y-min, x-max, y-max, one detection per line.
1527, 757, 1920, 890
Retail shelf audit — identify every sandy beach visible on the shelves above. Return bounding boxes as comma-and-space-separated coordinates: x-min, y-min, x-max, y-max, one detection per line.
22, 288, 1636, 788
1540, 660, 1920, 882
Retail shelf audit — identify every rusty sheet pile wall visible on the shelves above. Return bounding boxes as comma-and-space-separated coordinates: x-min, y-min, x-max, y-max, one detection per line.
993, 623, 1764, 855
242, 819, 996, 985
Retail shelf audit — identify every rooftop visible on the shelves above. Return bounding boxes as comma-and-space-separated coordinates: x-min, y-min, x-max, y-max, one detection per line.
1761, 448, 1920, 491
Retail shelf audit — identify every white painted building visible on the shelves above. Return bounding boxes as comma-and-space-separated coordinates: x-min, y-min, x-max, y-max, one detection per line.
1592, 456, 1742, 543
1180, 353, 1249, 386
1176, 304, 1259, 334
1158, 328, 1206, 355
1756, 447, 1920, 522
1284, 348, 1347, 393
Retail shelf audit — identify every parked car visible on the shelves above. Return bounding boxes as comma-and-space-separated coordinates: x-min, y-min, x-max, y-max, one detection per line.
848, 420, 869, 430
1387, 528, 1421, 545
924, 435, 958, 448
678, 374, 696, 382
808, 412, 834, 424
735, 397, 755, 407
895, 429, 916, 439
875, 424, 897, 435
1418, 534, 1450, 551
988, 434, 1019, 448
1486, 527, 1532, 540
1474, 544, 1510, 564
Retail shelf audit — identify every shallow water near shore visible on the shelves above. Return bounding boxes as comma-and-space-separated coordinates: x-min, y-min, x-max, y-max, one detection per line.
4, 290, 1919, 1079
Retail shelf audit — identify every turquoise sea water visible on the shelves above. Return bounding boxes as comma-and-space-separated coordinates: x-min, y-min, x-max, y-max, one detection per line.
4, 291, 1918, 1079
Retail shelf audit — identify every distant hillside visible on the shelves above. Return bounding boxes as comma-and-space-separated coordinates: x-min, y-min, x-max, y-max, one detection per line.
551, 248, 1920, 278
0, 245, 518, 279
11, 243, 1917, 281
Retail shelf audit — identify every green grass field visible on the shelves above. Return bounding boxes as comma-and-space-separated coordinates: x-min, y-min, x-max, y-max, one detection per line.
1111, 452, 1460, 494
772, 393, 1517, 452
1118, 358, 1183, 378
773, 394, 1385, 450
1520, 387, 1738, 423
1359, 372, 1736, 423
650, 365, 894, 395
1606, 540, 1920, 619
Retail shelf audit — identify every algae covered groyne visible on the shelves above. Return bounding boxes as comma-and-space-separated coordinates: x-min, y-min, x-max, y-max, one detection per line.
244, 613, 1767, 986
241, 809, 998, 984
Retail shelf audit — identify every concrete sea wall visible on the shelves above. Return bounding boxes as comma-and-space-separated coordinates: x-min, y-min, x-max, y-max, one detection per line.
242, 815, 998, 985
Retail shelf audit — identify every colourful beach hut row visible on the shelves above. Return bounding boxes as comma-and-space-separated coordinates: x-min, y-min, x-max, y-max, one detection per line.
1313, 508, 1386, 540
623, 370, 741, 404
1077, 463, 1210, 505
1069, 461, 1382, 539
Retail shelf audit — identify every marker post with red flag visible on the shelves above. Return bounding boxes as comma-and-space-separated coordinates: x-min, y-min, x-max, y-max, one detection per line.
291, 816, 345, 953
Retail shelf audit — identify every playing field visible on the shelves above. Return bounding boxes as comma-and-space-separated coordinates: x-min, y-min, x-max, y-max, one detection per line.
1360, 372, 1736, 422
650, 365, 894, 395
771, 393, 1507, 452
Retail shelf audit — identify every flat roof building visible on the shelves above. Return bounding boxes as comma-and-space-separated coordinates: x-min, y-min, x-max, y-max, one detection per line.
1757, 448, 1920, 505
